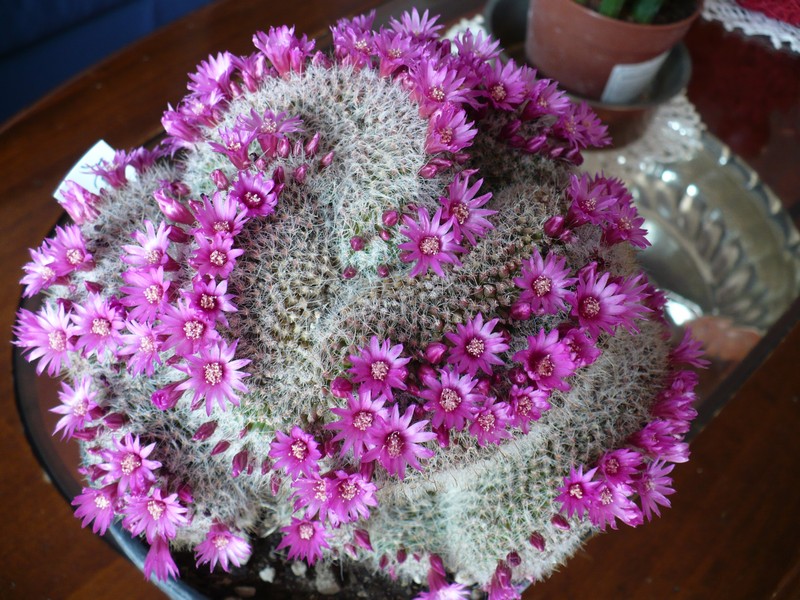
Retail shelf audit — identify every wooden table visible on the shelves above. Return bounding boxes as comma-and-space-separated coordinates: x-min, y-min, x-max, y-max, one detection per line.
1, 1, 798, 598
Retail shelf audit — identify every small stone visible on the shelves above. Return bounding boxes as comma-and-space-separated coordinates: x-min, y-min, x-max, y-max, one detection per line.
314, 566, 342, 595
291, 560, 308, 577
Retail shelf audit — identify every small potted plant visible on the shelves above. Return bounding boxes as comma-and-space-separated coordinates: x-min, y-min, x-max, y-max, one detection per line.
525, 0, 702, 104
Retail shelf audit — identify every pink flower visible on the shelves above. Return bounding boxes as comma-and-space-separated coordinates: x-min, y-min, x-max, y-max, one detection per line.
559, 326, 602, 368
119, 267, 171, 322
253, 25, 315, 77
513, 328, 577, 392
121, 220, 177, 271
327, 389, 388, 460
425, 105, 477, 155
208, 127, 256, 170
291, 475, 332, 519
389, 8, 442, 41
183, 278, 238, 327
158, 300, 218, 357
363, 404, 436, 479
13, 302, 75, 376
118, 320, 163, 377
506, 384, 551, 433
175, 339, 251, 416
513, 249, 576, 316
20, 246, 62, 297
419, 368, 482, 431
191, 232, 244, 279
71, 484, 118, 535
669, 328, 710, 369
587, 482, 643, 530
399, 207, 464, 278
602, 195, 649, 248
483, 58, 527, 110
86, 149, 132, 189
51, 375, 102, 440
565, 265, 630, 338
629, 420, 690, 463
48, 224, 94, 276
144, 535, 180, 582
326, 470, 378, 526
277, 517, 330, 565
195, 522, 252, 572
269, 426, 322, 479
236, 108, 304, 157
57, 180, 103, 224
123, 487, 189, 542
411, 59, 472, 117
193, 191, 249, 237
453, 28, 501, 63
566, 173, 616, 227
597, 448, 642, 488
374, 30, 422, 77
100, 432, 162, 494
72, 293, 125, 358
188, 51, 236, 98
557, 465, 599, 519
228, 170, 279, 218
485, 562, 521, 600
445, 313, 509, 377
348, 336, 411, 400
634, 460, 675, 521
439, 172, 495, 246
468, 397, 512, 447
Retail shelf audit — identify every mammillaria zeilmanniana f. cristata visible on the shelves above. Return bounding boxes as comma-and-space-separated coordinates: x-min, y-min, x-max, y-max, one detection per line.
14, 9, 704, 598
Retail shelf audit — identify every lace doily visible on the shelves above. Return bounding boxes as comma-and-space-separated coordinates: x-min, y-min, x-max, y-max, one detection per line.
704, 0, 800, 52
585, 94, 705, 175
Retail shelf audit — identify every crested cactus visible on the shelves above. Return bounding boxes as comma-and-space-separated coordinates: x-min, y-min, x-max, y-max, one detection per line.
14, 9, 704, 598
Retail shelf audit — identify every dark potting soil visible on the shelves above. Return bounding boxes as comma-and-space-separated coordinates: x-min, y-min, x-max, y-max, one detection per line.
581, 0, 698, 24
172, 533, 426, 599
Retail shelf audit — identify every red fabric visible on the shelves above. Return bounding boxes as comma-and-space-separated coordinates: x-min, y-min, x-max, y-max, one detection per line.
736, 0, 800, 26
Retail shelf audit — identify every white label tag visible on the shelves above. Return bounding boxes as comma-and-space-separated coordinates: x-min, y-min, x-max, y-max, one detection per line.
601, 50, 670, 104
53, 140, 117, 201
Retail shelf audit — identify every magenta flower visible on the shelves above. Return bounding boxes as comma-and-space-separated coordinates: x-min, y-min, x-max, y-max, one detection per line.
269, 426, 322, 479
158, 299, 218, 357
188, 51, 236, 98
559, 326, 602, 368
453, 28, 501, 63
602, 196, 649, 248
332, 18, 375, 70
123, 487, 189, 542
231, 52, 268, 93
118, 320, 163, 377
48, 224, 94, 276
183, 278, 238, 327
587, 481, 643, 530
86, 149, 132, 189
51, 375, 102, 440
119, 267, 171, 322
565, 265, 630, 338
191, 232, 244, 279
327, 389, 388, 460
483, 58, 527, 111
121, 220, 177, 271
445, 313, 509, 377
326, 470, 378, 525
100, 432, 162, 494
21, 247, 62, 298
193, 191, 249, 237
144, 534, 180, 582
557, 465, 599, 519
513, 249, 576, 315
558, 101, 610, 150
348, 336, 411, 400
425, 105, 477, 155
291, 475, 332, 519
277, 517, 330, 565
439, 172, 496, 246
72, 293, 125, 358
399, 207, 464, 278
597, 448, 642, 489
513, 328, 577, 392
237, 108, 303, 157
389, 8, 442, 41
484, 562, 520, 600
411, 59, 473, 117
522, 79, 571, 120
71, 484, 118, 535
419, 368, 482, 431
629, 420, 690, 463
228, 170, 279, 218
468, 397, 512, 447
195, 521, 252, 572
363, 404, 435, 479
13, 302, 75, 376
506, 384, 551, 433
175, 339, 251, 416
634, 459, 675, 521
208, 126, 256, 170
253, 25, 315, 77
374, 30, 421, 77
669, 328, 710, 369
566, 173, 616, 227
57, 180, 103, 224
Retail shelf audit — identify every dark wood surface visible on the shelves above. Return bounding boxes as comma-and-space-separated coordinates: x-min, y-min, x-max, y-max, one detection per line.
1, 1, 798, 598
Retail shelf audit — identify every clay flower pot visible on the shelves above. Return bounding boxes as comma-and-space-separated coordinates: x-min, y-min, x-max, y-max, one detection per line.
525, 0, 701, 103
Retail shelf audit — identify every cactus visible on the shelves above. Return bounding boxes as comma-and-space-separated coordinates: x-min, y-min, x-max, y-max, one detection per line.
14, 9, 703, 598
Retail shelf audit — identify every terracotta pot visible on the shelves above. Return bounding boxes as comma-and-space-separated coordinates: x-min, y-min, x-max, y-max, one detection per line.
525, 0, 701, 102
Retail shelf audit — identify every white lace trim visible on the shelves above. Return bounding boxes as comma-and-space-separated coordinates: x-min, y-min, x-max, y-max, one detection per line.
703, 0, 800, 53
585, 93, 705, 175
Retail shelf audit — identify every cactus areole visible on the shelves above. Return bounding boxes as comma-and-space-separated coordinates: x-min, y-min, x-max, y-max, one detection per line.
14, 9, 705, 599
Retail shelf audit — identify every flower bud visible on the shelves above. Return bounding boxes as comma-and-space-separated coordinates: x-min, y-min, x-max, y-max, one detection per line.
418, 163, 438, 179
551, 514, 571, 530
424, 342, 447, 365
377, 264, 390, 278
231, 449, 249, 478
211, 169, 230, 190
193, 420, 218, 441
350, 236, 365, 251
292, 163, 308, 184
305, 132, 321, 156
510, 301, 532, 321
320, 150, 335, 167
529, 532, 546, 551
277, 137, 291, 158
210, 440, 230, 456
342, 266, 357, 279
354, 529, 373, 551
379, 229, 392, 242
154, 188, 195, 225
330, 376, 353, 398
506, 551, 521, 567
543, 215, 565, 238
382, 210, 399, 227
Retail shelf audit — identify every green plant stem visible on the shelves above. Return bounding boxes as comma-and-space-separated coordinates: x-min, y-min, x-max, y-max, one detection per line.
631, 0, 665, 23
598, 0, 626, 18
